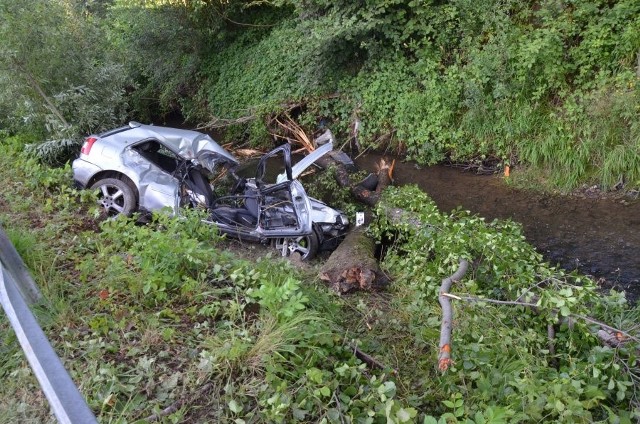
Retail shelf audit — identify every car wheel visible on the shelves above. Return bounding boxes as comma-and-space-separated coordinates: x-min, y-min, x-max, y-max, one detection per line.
90, 178, 137, 217
273, 231, 319, 261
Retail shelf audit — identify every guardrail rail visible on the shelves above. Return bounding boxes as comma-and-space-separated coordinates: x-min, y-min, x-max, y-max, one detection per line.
0, 225, 97, 424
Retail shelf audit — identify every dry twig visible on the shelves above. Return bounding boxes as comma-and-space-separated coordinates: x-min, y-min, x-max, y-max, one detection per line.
350, 343, 398, 375
272, 114, 314, 152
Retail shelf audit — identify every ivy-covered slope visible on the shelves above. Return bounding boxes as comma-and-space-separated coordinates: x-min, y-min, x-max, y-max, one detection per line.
187, 0, 639, 192
2, 0, 638, 191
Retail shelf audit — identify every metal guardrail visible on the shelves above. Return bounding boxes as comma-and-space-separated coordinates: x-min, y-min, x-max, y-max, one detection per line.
0, 226, 97, 424
0, 227, 42, 304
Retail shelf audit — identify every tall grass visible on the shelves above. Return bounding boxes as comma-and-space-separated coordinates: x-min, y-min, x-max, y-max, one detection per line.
511, 80, 640, 192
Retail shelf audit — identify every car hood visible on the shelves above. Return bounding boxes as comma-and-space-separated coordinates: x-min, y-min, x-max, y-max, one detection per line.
275, 135, 334, 184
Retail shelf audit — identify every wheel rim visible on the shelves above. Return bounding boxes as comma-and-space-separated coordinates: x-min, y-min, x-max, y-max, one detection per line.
274, 236, 311, 258
96, 184, 126, 216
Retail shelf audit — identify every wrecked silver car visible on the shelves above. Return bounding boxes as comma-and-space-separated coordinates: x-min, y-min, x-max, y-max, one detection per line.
72, 122, 349, 259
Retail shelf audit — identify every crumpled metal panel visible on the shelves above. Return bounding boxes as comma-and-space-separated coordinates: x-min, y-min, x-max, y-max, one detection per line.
140, 124, 238, 165
121, 149, 179, 212
276, 140, 333, 184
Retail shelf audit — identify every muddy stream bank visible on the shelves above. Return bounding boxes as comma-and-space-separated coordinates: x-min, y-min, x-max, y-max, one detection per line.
354, 154, 640, 303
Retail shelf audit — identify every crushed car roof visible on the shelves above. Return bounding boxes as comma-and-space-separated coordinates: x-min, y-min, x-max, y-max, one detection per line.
104, 122, 239, 165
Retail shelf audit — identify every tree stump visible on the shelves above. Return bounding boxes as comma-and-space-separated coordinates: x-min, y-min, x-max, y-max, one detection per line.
316, 150, 394, 293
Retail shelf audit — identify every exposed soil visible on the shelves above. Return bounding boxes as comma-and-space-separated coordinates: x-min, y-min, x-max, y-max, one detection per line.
356, 154, 640, 303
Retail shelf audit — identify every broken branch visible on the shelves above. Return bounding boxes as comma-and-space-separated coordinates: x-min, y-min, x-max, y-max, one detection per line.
448, 294, 640, 347
350, 343, 398, 375
438, 259, 470, 372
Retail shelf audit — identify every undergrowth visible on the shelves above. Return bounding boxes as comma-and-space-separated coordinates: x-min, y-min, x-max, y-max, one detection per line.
1, 135, 639, 422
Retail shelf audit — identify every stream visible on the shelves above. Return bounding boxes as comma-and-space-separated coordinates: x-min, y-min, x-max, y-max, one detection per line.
355, 154, 640, 303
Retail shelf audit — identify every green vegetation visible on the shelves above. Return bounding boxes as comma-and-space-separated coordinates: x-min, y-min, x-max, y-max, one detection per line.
1, 0, 639, 191
1, 131, 639, 421
1, 0, 640, 421
0, 136, 413, 422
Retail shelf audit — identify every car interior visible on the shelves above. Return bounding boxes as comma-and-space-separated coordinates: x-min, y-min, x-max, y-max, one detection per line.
133, 140, 179, 174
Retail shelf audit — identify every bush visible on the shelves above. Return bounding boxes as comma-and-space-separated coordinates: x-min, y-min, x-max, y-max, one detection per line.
368, 186, 640, 421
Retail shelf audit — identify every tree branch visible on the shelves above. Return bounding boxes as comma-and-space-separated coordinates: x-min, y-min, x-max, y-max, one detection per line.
10, 57, 69, 127
438, 259, 469, 371
446, 294, 640, 346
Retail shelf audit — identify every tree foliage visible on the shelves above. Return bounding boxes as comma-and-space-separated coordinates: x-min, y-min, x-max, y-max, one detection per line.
370, 185, 640, 422
2, 0, 638, 187
0, 0, 129, 163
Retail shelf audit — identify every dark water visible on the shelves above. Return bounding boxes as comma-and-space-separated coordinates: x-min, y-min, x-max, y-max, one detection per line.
355, 154, 640, 303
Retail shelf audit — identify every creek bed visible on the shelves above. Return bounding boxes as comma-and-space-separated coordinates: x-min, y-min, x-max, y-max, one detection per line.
356, 154, 640, 303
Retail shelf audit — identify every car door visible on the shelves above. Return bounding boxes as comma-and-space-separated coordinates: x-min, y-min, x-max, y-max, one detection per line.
253, 144, 313, 237
121, 140, 181, 213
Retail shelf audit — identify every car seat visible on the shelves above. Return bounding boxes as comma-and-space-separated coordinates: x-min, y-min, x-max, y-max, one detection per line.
185, 166, 215, 208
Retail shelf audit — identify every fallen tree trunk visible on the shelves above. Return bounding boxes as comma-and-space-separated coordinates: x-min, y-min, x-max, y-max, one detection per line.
316, 149, 395, 293
319, 227, 389, 294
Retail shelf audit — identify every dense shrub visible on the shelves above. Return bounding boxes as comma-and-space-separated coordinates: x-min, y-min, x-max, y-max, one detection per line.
192, 0, 640, 190
3, 0, 638, 189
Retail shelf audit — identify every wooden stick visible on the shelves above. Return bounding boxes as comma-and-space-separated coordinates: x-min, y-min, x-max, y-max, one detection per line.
350, 344, 398, 375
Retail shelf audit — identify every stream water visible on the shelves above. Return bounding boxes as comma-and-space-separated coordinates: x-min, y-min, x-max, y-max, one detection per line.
355, 154, 640, 303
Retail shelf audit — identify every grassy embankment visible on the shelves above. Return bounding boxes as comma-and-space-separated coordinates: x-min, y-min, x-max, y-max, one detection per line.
0, 134, 639, 423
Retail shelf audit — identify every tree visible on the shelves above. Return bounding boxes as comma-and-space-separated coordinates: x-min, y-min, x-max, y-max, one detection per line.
0, 0, 128, 162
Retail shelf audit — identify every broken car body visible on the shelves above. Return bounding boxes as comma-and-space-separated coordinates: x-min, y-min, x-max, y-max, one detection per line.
72, 122, 349, 259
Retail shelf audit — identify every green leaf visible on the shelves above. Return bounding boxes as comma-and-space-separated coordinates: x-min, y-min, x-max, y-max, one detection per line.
396, 407, 417, 422
228, 399, 243, 414
554, 399, 564, 412
378, 381, 397, 398
442, 400, 455, 408
306, 367, 324, 384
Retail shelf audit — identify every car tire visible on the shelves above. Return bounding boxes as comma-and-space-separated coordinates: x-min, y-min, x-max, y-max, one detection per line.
90, 178, 137, 217
273, 231, 319, 261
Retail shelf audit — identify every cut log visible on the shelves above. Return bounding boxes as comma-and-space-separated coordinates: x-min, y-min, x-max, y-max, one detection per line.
316, 147, 394, 293
319, 227, 389, 294
438, 259, 469, 371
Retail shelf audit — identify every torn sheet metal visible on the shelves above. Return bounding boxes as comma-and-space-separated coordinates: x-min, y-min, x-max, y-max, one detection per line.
276, 131, 335, 184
